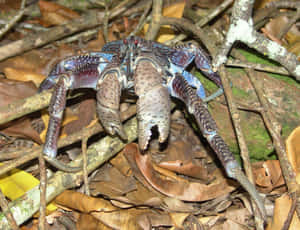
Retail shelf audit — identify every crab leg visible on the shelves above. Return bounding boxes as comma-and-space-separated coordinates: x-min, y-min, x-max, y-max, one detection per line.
43, 75, 69, 158
168, 73, 266, 220
134, 57, 171, 150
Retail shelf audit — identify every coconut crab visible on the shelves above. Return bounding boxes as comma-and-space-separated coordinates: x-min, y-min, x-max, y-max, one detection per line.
39, 36, 266, 220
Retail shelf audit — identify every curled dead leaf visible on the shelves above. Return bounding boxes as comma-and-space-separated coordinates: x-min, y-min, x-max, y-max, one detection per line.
252, 160, 285, 193
125, 143, 235, 202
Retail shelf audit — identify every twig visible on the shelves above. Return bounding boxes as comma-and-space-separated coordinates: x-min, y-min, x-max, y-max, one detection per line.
0, 12, 99, 62
226, 59, 290, 76
0, 105, 136, 176
82, 137, 90, 196
145, 0, 163, 40
0, 117, 138, 228
213, 0, 300, 80
278, 9, 300, 39
159, 16, 216, 55
218, 66, 265, 229
165, 0, 233, 46
0, 0, 137, 62
282, 192, 297, 230
103, 0, 110, 43
130, 1, 152, 36
38, 153, 47, 230
245, 68, 300, 218
0, 189, 19, 230
0, 0, 26, 40
266, 1, 300, 9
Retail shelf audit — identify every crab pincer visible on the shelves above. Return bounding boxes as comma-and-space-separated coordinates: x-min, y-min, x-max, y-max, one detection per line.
134, 57, 171, 150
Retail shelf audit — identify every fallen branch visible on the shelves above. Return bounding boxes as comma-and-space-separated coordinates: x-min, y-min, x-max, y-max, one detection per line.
0, 117, 138, 228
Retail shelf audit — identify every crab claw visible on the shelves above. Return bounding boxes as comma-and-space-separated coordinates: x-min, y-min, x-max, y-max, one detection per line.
134, 59, 171, 150
96, 72, 127, 140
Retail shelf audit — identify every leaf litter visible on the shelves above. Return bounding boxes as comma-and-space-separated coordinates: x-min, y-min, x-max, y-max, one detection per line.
0, 0, 299, 229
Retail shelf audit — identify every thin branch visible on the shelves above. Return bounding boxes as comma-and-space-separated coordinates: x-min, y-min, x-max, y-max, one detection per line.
0, 105, 136, 176
226, 59, 290, 76
0, 117, 138, 228
165, 0, 233, 46
38, 153, 47, 230
0, 0, 137, 62
213, 0, 300, 80
145, 0, 163, 40
103, 0, 110, 43
219, 66, 265, 229
0, 189, 19, 230
245, 68, 300, 218
82, 137, 90, 196
0, 0, 26, 40
159, 16, 216, 55
130, 1, 152, 36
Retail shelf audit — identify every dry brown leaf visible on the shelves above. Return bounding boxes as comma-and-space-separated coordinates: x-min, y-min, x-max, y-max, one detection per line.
286, 126, 300, 179
125, 143, 235, 202
266, 127, 300, 229
77, 213, 112, 230
63, 98, 96, 135
91, 208, 172, 230
267, 193, 300, 230
252, 160, 285, 193
4, 67, 46, 87
0, 79, 42, 143
153, 111, 211, 181
89, 163, 136, 197
38, 0, 80, 27
55, 190, 118, 213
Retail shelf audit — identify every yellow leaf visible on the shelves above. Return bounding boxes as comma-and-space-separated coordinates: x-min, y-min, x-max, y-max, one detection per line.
267, 193, 300, 230
4, 67, 46, 87
144, 2, 185, 43
0, 164, 57, 212
286, 126, 300, 183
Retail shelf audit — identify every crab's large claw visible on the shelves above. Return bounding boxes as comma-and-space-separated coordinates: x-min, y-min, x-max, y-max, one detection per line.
134, 58, 171, 150
96, 71, 127, 140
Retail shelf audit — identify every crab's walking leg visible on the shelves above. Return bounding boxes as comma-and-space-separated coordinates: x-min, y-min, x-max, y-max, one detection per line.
43, 75, 69, 158
96, 71, 126, 140
168, 73, 267, 220
134, 58, 171, 150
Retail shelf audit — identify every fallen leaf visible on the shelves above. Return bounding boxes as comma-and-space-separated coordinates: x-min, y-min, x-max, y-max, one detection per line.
252, 160, 285, 193
267, 193, 300, 230
38, 0, 80, 27
125, 143, 235, 202
4, 67, 46, 87
0, 79, 42, 143
0, 163, 56, 212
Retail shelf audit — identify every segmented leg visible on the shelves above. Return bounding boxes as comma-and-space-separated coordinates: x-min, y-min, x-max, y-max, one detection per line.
168, 73, 266, 220
134, 57, 171, 150
39, 53, 114, 92
40, 55, 111, 157
43, 75, 69, 158
96, 71, 126, 140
